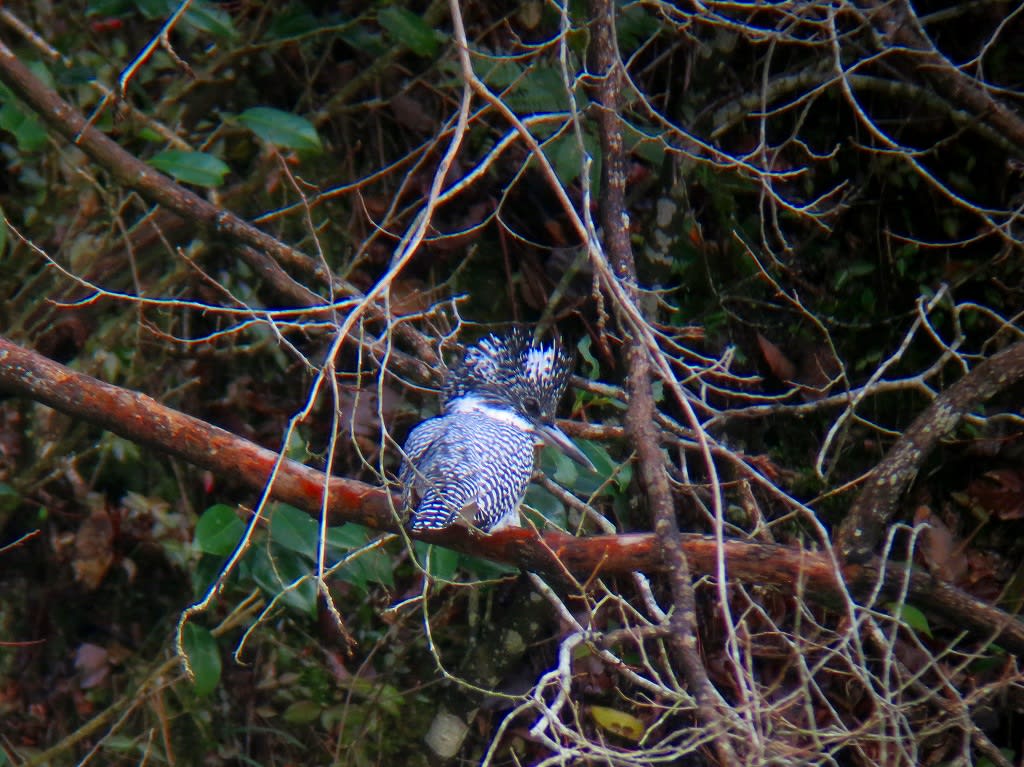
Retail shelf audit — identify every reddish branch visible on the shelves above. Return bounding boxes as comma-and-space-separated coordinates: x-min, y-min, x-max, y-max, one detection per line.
2, 334, 1024, 654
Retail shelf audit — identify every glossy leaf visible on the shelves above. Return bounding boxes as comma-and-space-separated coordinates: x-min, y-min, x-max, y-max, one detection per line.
194, 504, 244, 556
148, 150, 230, 188
182, 623, 221, 697
270, 504, 319, 560
237, 107, 323, 153
378, 7, 439, 58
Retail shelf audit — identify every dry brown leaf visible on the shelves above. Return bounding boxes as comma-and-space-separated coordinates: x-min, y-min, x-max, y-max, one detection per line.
962, 469, 1024, 520
913, 505, 966, 583
756, 332, 798, 382
72, 509, 114, 590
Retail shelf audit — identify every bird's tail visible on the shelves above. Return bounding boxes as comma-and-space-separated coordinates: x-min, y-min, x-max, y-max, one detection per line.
407, 492, 476, 532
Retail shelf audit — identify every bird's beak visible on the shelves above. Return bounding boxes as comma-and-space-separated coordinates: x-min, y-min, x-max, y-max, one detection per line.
537, 423, 597, 473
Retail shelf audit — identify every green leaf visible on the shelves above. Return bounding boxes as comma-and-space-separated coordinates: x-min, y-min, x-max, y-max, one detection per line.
886, 601, 933, 638
505, 66, 572, 115
617, 4, 660, 54
577, 335, 600, 379
135, 0, 172, 19
0, 99, 48, 152
130, 0, 237, 38
378, 6, 439, 58
457, 554, 517, 579
338, 25, 386, 57
833, 260, 875, 290
194, 504, 244, 556
523, 484, 566, 529
250, 545, 317, 616
283, 700, 322, 724
337, 547, 395, 591
183, 0, 238, 39
540, 126, 602, 192
192, 554, 226, 599
480, 58, 525, 90
266, 8, 321, 40
269, 504, 319, 560
414, 543, 459, 581
548, 446, 579, 487
541, 445, 603, 496
148, 150, 230, 187
326, 523, 372, 550
237, 107, 323, 152
182, 623, 221, 697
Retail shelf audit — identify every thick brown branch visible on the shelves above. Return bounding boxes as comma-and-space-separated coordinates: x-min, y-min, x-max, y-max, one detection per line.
589, 1, 737, 760
0, 40, 327, 307
859, 0, 1024, 155
837, 340, 1024, 563
2, 335, 1024, 655
0, 40, 438, 382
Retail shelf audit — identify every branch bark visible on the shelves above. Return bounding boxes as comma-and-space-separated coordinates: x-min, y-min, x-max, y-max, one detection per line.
837, 340, 1024, 563
2, 334, 1024, 655
588, 2, 739, 761
858, 0, 1024, 155
0, 39, 438, 382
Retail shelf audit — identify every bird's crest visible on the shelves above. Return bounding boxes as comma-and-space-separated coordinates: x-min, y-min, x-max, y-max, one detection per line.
442, 329, 573, 422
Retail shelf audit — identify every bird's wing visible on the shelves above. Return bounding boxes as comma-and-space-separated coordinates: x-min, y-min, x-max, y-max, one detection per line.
470, 429, 534, 531
402, 416, 482, 530
398, 416, 446, 489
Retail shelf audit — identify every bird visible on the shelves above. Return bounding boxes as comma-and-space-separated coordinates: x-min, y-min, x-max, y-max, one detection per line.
400, 330, 595, 533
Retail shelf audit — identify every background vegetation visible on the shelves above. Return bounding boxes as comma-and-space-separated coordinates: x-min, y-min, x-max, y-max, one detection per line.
1, 0, 1023, 765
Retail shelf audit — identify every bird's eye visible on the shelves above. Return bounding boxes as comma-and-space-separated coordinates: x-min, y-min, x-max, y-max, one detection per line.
523, 396, 542, 417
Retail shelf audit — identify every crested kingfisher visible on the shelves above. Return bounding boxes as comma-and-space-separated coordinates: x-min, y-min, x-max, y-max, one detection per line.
400, 330, 595, 533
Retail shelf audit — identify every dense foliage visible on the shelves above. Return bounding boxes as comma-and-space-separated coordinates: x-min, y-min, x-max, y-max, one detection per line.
1, 1, 1023, 765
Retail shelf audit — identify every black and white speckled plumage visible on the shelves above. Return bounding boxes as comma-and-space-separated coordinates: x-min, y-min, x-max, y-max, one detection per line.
401, 331, 575, 533
400, 409, 536, 531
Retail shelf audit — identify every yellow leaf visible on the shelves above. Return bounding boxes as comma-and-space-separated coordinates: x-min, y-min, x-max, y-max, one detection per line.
589, 705, 645, 741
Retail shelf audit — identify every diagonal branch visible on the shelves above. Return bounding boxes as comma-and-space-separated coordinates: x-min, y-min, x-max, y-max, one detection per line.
837, 339, 1024, 563
0, 39, 326, 307
0, 38, 438, 381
